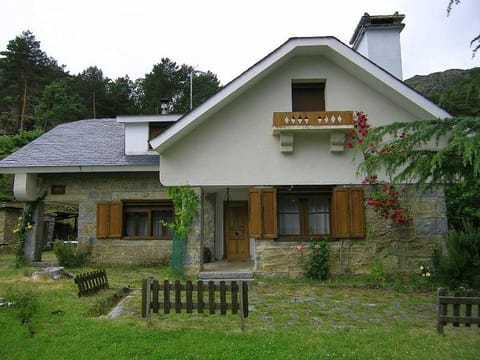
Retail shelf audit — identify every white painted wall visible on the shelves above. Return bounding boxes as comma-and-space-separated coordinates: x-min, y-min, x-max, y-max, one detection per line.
159, 54, 436, 187
14, 173, 38, 201
124, 123, 151, 155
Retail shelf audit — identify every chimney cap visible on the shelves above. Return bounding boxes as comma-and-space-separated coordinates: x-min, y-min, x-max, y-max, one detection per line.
350, 12, 405, 48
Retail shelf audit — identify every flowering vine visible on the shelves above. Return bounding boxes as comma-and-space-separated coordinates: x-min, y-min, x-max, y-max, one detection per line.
347, 112, 411, 226
12, 195, 45, 266
13, 207, 34, 266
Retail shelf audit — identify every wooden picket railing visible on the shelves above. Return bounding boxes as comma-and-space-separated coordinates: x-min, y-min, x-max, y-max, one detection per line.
437, 287, 480, 333
142, 279, 249, 328
74, 269, 109, 297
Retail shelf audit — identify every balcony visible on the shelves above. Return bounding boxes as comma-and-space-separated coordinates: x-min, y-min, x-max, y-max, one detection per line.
272, 111, 354, 135
272, 111, 354, 153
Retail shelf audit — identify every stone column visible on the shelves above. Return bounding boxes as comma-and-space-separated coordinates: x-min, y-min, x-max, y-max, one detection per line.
184, 187, 203, 276
23, 201, 44, 262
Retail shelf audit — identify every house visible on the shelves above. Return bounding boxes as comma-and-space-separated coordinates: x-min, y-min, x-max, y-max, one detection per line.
0, 13, 450, 277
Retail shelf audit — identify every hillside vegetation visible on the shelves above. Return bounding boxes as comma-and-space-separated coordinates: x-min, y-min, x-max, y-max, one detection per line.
405, 67, 480, 116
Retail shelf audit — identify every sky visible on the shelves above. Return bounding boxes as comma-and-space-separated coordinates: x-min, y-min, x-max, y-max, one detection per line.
1, 0, 479, 84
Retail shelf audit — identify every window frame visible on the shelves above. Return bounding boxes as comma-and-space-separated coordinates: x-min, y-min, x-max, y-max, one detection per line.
123, 200, 174, 240
248, 186, 365, 241
97, 200, 174, 240
277, 187, 332, 240
291, 81, 326, 112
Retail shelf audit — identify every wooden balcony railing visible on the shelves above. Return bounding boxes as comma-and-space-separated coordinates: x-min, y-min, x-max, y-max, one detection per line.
272, 111, 354, 134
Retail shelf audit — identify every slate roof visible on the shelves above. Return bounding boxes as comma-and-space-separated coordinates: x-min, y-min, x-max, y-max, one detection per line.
0, 118, 158, 171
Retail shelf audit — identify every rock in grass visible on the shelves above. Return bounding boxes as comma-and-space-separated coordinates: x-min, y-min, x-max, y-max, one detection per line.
31, 267, 74, 280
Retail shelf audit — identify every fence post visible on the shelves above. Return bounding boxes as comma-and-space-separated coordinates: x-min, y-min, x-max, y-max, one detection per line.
437, 288, 446, 334
239, 281, 246, 331
144, 276, 153, 322
197, 280, 204, 313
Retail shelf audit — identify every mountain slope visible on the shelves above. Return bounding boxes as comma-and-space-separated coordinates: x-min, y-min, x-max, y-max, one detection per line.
405, 67, 480, 116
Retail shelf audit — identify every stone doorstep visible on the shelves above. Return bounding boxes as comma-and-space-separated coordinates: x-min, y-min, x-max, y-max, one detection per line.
198, 271, 254, 283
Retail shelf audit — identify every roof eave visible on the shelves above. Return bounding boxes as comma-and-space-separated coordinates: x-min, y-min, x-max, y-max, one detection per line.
151, 36, 451, 153
0, 165, 159, 174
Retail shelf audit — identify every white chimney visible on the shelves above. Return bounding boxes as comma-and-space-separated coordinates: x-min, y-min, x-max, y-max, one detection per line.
350, 12, 405, 79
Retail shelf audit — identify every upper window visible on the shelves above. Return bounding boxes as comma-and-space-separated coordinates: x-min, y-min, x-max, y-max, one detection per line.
291, 82, 325, 112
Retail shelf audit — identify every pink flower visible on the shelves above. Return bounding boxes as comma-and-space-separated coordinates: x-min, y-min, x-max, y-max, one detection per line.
296, 245, 304, 251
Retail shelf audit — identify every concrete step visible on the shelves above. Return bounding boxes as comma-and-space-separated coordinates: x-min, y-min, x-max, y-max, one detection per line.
198, 271, 254, 283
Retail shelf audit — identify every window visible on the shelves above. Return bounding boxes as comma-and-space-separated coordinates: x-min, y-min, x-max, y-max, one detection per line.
292, 82, 325, 112
97, 201, 174, 239
249, 187, 365, 240
278, 194, 330, 236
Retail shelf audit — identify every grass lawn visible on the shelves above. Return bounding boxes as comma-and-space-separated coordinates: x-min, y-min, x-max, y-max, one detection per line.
0, 252, 479, 359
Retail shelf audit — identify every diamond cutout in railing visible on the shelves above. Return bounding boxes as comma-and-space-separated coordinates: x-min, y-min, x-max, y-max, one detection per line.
284, 115, 290, 124
298, 117, 303, 124
338, 115, 343, 123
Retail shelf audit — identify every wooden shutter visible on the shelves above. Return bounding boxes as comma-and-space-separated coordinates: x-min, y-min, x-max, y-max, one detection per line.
97, 202, 110, 239
332, 187, 365, 239
248, 188, 278, 239
96, 201, 123, 239
262, 188, 278, 239
108, 201, 123, 238
349, 188, 365, 238
332, 188, 351, 238
248, 189, 262, 239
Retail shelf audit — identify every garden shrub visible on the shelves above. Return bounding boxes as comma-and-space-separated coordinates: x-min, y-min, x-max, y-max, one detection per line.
54, 240, 92, 267
6, 288, 39, 337
302, 240, 329, 280
433, 223, 480, 291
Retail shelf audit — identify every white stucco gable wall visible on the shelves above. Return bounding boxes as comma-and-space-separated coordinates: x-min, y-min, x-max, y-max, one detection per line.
159, 53, 437, 187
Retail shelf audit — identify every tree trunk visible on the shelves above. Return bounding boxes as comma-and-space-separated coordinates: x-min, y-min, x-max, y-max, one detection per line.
92, 88, 96, 119
20, 78, 28, 131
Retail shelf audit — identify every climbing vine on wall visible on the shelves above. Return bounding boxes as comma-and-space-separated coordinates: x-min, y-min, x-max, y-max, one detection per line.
165, 185, 199, 240
12, 195, 45, 266
348, 112, 411, 225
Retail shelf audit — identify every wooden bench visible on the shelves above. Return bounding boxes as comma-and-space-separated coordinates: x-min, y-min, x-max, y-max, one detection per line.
74, 269, 109, 297
142, 278, 249, 329
437, 287, 480, 333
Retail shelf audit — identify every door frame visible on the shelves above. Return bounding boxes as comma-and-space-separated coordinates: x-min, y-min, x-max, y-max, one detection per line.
223, 200, 249, 261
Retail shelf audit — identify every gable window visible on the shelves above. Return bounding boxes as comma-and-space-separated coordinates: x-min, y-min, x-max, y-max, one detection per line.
249, 187, 364, 240
292, 82, 325, 112
97, 200, 173, 239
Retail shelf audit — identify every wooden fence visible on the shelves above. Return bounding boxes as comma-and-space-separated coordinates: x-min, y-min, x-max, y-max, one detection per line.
74, 269, 109, 297
142, 279, 249, 328
437, 287, 480, 333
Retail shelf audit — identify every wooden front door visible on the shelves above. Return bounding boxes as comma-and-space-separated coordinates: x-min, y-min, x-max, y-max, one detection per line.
224, 201, 249, 261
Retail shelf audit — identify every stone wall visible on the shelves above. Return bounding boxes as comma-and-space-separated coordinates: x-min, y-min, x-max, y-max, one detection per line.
183, 187, 203, 276
0, 205, 22, 252
202, 192, 216, 262
40, 172, 172, 265
254, 186, 448, 278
